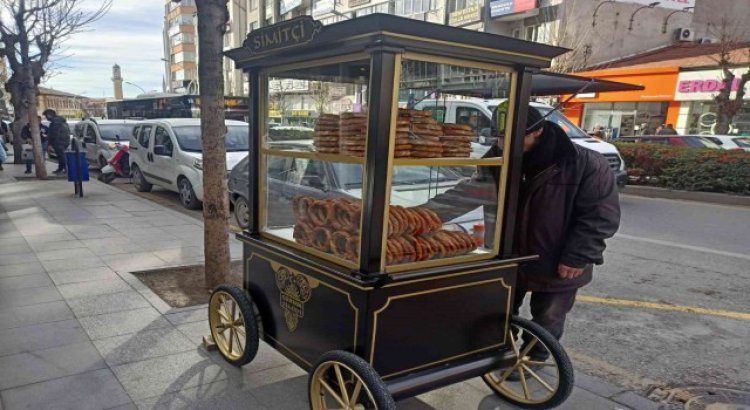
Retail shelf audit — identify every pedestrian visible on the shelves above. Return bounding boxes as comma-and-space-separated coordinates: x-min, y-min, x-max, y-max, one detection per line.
656, 123, 678, 135
43, 109, 70, 174
0, 135, 6, 171
21, 117, 48, 174
427, 105, 621, 345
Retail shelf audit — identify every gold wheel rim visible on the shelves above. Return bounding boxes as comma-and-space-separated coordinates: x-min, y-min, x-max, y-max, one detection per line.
483, 323, 560, 404
310, 360, 377, 410
209, 291, 247, 361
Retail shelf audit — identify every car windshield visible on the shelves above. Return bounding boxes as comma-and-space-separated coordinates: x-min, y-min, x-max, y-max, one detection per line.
99, 124, 136, 142
536, 107, 588, 138
733, 137, 750, 148
332, 164, 461, 190
172, 125, 249, 152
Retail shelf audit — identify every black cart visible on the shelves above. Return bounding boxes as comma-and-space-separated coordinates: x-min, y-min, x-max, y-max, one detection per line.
211, 14, 578, 409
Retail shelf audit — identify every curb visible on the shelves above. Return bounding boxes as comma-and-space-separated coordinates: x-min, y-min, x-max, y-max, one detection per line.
621, 185, 750, 207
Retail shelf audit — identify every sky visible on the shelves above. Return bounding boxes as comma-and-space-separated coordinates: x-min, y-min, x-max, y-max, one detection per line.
44, 0, 166, 99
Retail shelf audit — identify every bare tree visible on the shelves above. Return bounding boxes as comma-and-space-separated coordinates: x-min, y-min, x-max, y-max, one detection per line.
310, 81, 332, 115
0, 0, 111, 177
174, 0, 232, 289
710, 18, 750, 135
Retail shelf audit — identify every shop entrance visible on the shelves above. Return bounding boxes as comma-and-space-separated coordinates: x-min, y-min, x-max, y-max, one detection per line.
582, 102, 668, 138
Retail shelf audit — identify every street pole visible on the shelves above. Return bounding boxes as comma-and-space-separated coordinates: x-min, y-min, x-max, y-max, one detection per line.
124, 81, 147, 95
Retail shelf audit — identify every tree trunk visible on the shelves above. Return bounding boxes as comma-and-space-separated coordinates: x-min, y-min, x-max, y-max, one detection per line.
25, 76, 47, 179
196, 0, 231, 289
714, 68, 735, 135
7, 78, 26, 164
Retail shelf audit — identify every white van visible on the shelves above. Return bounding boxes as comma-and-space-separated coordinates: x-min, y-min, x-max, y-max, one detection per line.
413, 99, 628, 187
129, 118, 249, 209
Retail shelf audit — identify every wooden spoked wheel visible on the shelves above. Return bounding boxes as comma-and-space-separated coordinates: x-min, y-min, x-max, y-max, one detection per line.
208, 285, 259, 366
309, 351, 395, 410
482, 316, 574, 409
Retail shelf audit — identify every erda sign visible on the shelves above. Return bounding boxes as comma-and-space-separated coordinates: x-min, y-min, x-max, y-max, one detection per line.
244, 16, 324, 55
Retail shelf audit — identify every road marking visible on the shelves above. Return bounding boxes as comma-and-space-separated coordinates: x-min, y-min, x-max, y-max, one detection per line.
615, 234, 750, 261
577, 295, 750, 321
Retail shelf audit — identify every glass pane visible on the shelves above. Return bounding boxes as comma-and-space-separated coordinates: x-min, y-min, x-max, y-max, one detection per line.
266, 59, 370, 155
385, 164, 499, 266
402, 59, 512, 154
265, 156, 364, 265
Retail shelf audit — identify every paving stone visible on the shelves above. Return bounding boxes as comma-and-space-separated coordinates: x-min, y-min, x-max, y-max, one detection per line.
48, 266, 119, 285
18, 225, 69, 237
57, 278, 133, 300
0, 236, 28, 247
0, 273, 52, 290
41, 256, 107, 273
152, 247, 204, 265
0, 341, 106, 389
175, 321, 211, 346
0, 319, 89, 356
27, 239, 87, 252
114, 200, 158, 212
0, 253, 37, 267
161, 225, 204, 236
79, 306, 173, 340
0, 243, 32, 256
112, 350, 231, 400
611, 391, 660, 410
0, 261, 46, 278
81, 238, 145, 255
0, 286, 62, 308
35, 247, 97, 262
23, 232, 77, 244
0, 300, 74, 329
67, 225, 121, 240
67, 290, 151, 318
106, 252, 168, 273
134, 380, 267, 410
575, 370, 625, 398
94, 326, 196, 366
164, 306, 208, 325
241, 369, 308, 410
0, 368, 131, 410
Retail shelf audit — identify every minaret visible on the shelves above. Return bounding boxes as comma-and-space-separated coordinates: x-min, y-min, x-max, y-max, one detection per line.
112, 64, 123, 100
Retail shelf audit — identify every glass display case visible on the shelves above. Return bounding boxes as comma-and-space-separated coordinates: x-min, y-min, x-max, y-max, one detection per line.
257, 53, 516, 274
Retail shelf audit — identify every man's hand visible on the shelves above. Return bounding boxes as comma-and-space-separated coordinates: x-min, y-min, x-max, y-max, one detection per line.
558, 264, 584, 280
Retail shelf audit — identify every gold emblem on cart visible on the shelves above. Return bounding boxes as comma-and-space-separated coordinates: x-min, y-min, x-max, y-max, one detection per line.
273, 263, 319, 332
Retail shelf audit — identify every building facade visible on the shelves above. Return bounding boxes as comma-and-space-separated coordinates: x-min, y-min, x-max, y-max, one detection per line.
37, 87, 105, 120
164, 0, 199, 94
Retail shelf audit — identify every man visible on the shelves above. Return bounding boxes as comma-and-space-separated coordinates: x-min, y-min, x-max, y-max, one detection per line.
43, 109, 70, 174
21, 116, 49, 174
428, 106, 620, 341
656, 123, 678, 135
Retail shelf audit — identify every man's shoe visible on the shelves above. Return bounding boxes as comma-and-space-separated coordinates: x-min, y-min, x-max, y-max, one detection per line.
25, 170, 32, 174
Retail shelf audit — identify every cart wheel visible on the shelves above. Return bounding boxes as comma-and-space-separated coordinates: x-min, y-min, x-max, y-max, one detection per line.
482, 316, 574, 409
208, 285, 259, 366
309, 350, 395, 410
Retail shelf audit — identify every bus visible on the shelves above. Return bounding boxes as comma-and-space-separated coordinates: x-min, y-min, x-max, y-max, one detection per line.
106, 94, 248, 121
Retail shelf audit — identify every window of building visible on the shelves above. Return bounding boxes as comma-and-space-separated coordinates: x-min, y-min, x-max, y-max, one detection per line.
170, 33, 194, 47
170, 14, 193, 28
448, 0, 478, 13
354, 2, 392, 17
524, 22, 554, 44
249, 0, 258, 10
512, 28, 521, 38
395, 0, 432, 16
582, 101, 669, 138
174, 52, 196, 63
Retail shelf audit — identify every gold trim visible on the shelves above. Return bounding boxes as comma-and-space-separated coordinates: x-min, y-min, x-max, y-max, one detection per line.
259, 232, 360, 271
383, 263, 517, 288
241, 239, 374, 291
493, 72, 518, 256
369, 277, 513, 377
393, 157, 504, 167
265, 334, 312, 367
388, 33, 552, 63
384, 344, 505, 380
384, 252, 497, 274
258, 72, 269, 233
249, 252, 361, 355
262, 149, 365, 165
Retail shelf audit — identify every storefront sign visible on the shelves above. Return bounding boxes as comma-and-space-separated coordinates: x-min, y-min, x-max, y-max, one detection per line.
615, 0, 695, 11
312, 0, 334, 16
244, 16, 323, 54
489, 0, 536, 18
348, 0, 370, 7
449, 4, 482, 26
280, 0, 302, 15
675, 69, 750, 101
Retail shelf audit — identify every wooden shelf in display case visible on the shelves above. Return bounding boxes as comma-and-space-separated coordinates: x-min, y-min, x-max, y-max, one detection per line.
392, 157, 503, 167
262, 148, 365, 165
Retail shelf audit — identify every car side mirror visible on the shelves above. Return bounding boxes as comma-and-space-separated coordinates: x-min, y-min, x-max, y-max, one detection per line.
83, 136, 95, 143
153, 145, 171, 156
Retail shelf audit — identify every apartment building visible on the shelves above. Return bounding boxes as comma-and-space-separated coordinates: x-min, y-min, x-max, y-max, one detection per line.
163, 0, 198, 94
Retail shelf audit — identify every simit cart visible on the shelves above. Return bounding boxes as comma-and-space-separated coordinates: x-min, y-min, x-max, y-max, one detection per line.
209, 14, 617, 409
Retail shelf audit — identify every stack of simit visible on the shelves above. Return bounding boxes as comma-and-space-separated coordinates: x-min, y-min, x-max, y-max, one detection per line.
313, 114, 340, 154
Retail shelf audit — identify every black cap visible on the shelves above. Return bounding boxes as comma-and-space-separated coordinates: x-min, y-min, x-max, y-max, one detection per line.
525, 106, 545, 134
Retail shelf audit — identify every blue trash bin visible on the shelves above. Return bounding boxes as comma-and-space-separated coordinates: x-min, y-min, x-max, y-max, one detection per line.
65, 151, 90, 182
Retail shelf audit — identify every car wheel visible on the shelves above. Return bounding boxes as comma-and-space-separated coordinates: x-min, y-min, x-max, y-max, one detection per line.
178, 177, 202, 210
234, 196, 250, 229
131, 164, 152, 192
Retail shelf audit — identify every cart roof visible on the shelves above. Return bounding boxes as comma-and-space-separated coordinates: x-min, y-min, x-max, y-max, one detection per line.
226, 14, 569, 70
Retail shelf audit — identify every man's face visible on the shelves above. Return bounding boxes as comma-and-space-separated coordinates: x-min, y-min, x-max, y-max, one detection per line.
44, 114, 53, 121
523, 127, 544, 152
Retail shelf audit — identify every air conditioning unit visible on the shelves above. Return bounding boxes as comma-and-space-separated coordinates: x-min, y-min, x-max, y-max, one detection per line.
676, 27, 694, 42
699, 37, 714, 44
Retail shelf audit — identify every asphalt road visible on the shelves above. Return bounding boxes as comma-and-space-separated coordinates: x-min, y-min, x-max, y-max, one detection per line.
108, 178, 750, 400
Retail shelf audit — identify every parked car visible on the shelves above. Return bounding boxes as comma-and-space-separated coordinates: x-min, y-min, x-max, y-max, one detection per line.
618, 135, 722, 149
78, 119, 139, 168
413, 99, 629, 188
129, 118, 249, 209
229, 140, 480, 229
700, 135, 750, 152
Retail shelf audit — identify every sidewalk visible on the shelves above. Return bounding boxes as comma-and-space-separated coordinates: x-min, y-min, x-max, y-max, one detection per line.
0, 163, 657, 410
